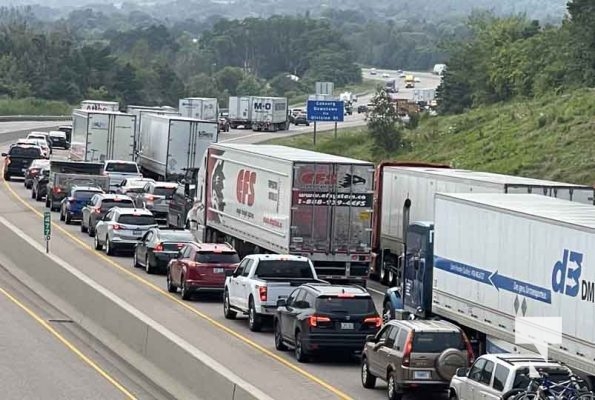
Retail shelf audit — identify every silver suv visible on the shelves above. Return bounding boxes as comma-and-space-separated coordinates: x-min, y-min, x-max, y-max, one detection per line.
94, 207, 157, 255
361, 319, 474, 400
449, 354, 575, 400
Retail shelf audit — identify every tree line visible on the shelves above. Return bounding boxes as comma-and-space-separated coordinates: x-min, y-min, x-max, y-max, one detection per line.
0, 9, 360, 107
437, 0, 594, 114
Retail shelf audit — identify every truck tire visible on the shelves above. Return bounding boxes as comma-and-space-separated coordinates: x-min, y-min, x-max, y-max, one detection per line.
248, 298, 262, 332
223, 290, 236, 319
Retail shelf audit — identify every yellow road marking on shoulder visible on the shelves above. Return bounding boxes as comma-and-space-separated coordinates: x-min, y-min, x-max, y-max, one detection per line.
1, 170, 353, 400
0, 287, 137, 400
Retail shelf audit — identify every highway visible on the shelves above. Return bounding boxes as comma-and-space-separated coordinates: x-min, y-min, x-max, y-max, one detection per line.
0, 71, 444, 400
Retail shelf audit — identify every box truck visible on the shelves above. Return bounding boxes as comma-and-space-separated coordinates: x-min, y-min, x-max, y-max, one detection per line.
69, 110, 136, 162
398, 193, 595, 385
80, 100, 119, 112
187, 144, 375, 285
178, 98, 218, 121
137, 114, 218, 181
228, 96, 289, 132
126, 105, 180, 155
371, 164, 595, 286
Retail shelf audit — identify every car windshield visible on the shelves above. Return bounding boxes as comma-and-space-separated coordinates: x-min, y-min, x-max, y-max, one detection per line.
10, 147, 42, 157
315, 297, 375, 314
160, 231, 195, 242
101, 199, 134, 210
195, 252, 240, 264
105, 163, 138, 173
154, 187, 176, 197
411, 332, 465, 352
74, 190, 102, 200
117, 214, 155, 225
254, 260, 314, 279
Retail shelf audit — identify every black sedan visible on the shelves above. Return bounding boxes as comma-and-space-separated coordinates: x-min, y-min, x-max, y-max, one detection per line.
133, 228, 195, 274
31, 167, 50, 201
293, 113, 310, 126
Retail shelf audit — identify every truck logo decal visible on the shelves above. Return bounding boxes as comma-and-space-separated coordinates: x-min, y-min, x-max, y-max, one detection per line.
434, 256, 552, 304
552, 249, 594, 303
253, 102, 272, 111
299, 171, 337, 186
236, 169, 256, 206
339, 174, 366, 188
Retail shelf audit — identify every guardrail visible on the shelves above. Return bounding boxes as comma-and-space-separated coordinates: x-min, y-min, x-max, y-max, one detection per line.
0, 115, 72, 122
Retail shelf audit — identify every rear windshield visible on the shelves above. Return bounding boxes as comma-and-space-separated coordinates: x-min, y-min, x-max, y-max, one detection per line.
513, 366, 571, 389
124, 187, 144, 193
412, 332, 465, 352
254, 260, 314, 279
161, 232, 195, 242
154, 187, 176, 197
101, 199, 134, 210
10, 147, 42, 158
315, 297, 375, 314
105, 163, 138, 173
74, 190, 102, 200
117, 215, 155, 225
195, 252, 240, 264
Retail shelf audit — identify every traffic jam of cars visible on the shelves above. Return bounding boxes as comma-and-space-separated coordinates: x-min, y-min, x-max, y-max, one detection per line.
3, 117, 595, 400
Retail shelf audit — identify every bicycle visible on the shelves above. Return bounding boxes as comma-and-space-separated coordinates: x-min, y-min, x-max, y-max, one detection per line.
513, 371, 594, 400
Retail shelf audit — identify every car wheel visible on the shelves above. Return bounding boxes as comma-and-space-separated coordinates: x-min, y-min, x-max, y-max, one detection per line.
294, 331, 308, 363
145, 255, 153, 274
105, 239, 114, 256
133, 252, 141, 268
180, 275, 191, 300
81, 220, 88, 233
3, 174, 10, 181
88, 222, 95, 237
65, 212, 72, 225
35, 190, 42, 202
59, 207, 65, 221
449, 392, 459, 400
387, 372, 402, 400
94, 235, 102, 250
274, 320, 287, 351
361, 357, 376, 388
31, 189, 35, 199
223, 290, 236, 319
166, 270, 177, 293
248, 298, 262, 332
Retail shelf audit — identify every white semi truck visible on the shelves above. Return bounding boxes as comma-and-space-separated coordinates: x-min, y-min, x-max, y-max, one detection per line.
69, 110, 136, 162
187, 143, 375, 285
228, 96, 288, 132
178, 97, 218, 121
126, 105, 180, 156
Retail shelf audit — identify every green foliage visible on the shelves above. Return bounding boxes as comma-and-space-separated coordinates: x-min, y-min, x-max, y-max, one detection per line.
267, 88, 595, 185
0, 97, 72, 115
367, 89, 403, 156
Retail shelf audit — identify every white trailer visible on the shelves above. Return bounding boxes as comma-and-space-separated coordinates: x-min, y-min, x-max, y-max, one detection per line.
188, 144, 375, 284
228, 96, 252, 129
178, 97, 218, 121
126, 105, 180, 155
80, 100, 119, 112
69, 110, 135, 162
137, 114, 218, 181
424, 193, 595, 382
250, 96, 288, 132
371, 165, 595, 285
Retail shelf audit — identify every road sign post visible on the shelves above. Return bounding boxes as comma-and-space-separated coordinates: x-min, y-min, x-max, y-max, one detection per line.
43, 211, 51, 253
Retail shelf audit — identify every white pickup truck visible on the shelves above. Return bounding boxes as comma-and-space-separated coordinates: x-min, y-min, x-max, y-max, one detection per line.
102, 160, 143, 193
223, 254, 324, 331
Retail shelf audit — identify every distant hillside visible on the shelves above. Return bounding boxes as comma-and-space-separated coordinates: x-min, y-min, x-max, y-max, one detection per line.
267, 88, 595, 186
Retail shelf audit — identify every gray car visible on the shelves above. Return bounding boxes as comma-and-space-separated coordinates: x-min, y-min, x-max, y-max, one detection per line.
361, 319, 473, 400
93, 207, 157, 255
130, 181, 177, 225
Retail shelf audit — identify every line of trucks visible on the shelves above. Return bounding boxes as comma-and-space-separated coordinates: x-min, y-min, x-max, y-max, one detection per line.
59, 99, 595, 386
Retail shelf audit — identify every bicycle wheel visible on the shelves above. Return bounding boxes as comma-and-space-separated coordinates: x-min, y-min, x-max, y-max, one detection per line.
575, 393, 595, 400
513, 392, 541, 400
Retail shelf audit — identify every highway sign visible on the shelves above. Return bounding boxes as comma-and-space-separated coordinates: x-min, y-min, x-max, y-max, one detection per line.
43, 211, 51, 237
315, 82, 334, 96
307, 100, 345, 122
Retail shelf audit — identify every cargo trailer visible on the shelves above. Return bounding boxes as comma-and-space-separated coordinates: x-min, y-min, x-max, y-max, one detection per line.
228, 96, 289, 131
178, 98, 218, 121
126, 105, 180, 155
80, 100, 119, 112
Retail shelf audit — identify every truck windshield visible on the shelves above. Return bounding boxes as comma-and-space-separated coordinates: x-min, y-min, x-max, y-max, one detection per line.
254, 260, 314, 279
412, 332, 465, 352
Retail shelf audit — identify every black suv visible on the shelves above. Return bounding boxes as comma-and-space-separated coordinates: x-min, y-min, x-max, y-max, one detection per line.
274, 283, 382, 362
293, 113, 310, 126
2, 145, 44, 180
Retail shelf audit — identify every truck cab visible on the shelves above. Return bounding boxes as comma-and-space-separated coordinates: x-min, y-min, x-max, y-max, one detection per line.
168, 167, 200, 228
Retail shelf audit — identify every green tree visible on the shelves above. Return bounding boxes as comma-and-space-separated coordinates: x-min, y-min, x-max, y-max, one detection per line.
215, 66, 244, 94
236, 75, 264, 95
367, 89, 403, 156
566, 0, 595, 85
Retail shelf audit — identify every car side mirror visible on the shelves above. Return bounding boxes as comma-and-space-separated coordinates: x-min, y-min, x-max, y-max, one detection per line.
276, 299, 287, 307
1, 153, 7, 157
224, 269, 234, 277
456, 367, 469, 377
232, 270, 241, 278
365, 335, 376, 343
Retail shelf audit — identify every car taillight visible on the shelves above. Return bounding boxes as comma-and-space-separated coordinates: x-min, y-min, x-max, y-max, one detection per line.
52, 187, 61, 193
258, 286, 267, 302
462, 332, 475, 364
145, 194, 154, 201
402, 331, 414, 367
92, 207, 101, 214
363, 316, 382, 328
154, 243, 163, 251
30, 168, 40, 175
112, 224, 122, 230
308, 315, 331, 327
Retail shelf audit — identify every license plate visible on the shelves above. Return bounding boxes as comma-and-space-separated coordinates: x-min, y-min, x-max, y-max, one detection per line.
213, 268, 224, 274
340, 322, 354, 330
133, 230, 142, 236
22, 168, 27, 172
414, 371, 431, 380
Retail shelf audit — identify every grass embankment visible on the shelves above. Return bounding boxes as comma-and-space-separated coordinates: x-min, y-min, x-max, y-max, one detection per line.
288, 79, 380, 107
268, 89, 595, 185
0, 97, 73, 115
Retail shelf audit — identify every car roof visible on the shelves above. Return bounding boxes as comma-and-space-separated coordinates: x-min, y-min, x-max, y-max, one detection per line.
105, 159, 137, 164
188, 242, 235, 252
484, 354, 568, 369
96, 194, 133, 201
247, 254, 309, 261
112, 207, 153, 215
71, 186, 103, 192
48, 130, 66, 136
304, 283, 370, 297
387, 319, 462, 333
153, 181, 178, 188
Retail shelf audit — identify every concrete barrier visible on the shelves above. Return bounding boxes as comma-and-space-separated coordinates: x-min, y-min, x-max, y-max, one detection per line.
0, 116, 71, 122
0, 216, 273, 400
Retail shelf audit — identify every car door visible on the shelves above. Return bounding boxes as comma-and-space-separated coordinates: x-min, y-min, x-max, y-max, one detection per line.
236, 259, 254, 310
367, 325, 394, 376
462, 358, 488, 400
475, 360, 496, 400
137, 231, 152, 262
172, 245, 191, 285
279, 288, 302, 340
486, 363, 510, 400
228, 260, 246, 306
96, 210, 113, 242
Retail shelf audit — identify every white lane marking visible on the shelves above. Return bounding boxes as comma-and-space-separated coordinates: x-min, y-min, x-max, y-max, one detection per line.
367, 287, 385, 296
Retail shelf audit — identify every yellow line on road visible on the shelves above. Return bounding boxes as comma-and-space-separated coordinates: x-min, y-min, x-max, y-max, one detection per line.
0, 287, 137, 400
1, 169, 354, 400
